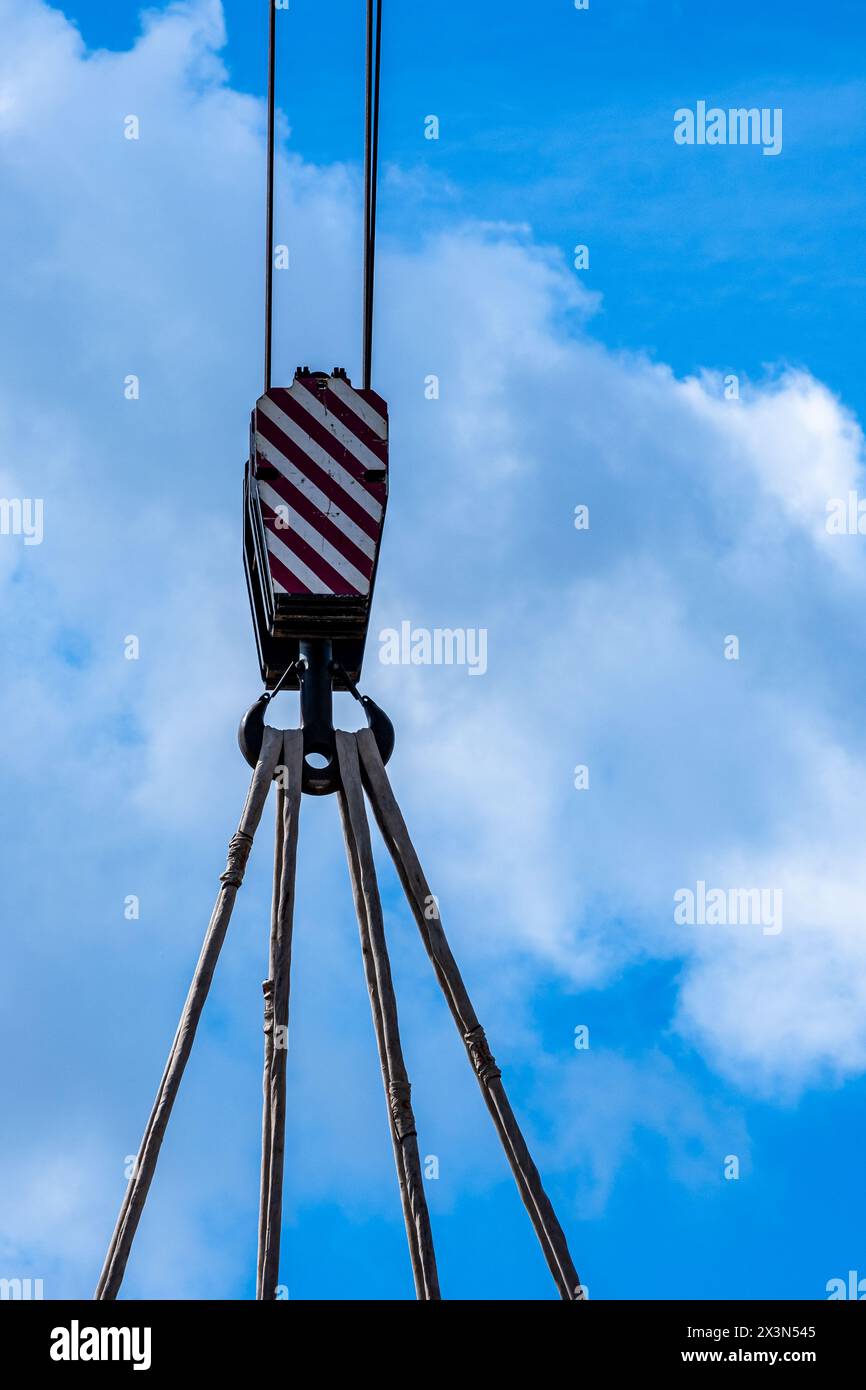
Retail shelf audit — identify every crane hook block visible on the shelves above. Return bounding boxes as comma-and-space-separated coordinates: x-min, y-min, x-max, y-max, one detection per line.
243, 368, 389, 693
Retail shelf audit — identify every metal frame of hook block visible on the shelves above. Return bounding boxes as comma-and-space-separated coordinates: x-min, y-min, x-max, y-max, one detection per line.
244, 368, 389, 690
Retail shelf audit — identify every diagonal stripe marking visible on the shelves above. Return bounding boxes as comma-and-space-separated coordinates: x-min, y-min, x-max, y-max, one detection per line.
258, 397, 383, 521
256, 437, 377, 561
260, 482, 371, 591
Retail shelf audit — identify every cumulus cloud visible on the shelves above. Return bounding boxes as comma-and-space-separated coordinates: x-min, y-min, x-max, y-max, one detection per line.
1, 0, 865, 1295
374, 241, 866, 1092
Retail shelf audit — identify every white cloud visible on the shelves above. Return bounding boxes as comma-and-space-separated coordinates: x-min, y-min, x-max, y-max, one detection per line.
372, 246, 866, 1093
679, 368, 866, 555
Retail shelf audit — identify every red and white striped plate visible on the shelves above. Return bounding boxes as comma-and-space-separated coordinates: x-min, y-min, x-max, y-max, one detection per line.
252, 372, 388, 601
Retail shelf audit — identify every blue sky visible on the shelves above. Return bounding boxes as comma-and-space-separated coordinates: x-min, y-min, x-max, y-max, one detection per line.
0, 0, 864, 1301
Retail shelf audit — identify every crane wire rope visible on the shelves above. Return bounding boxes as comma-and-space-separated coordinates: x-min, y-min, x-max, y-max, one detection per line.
263, 1, 383, 393
362, 0, 383, 389
264, 0, 277, 392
